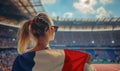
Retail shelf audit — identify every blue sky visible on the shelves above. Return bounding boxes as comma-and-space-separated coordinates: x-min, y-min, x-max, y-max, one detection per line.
40, 0, 120, 19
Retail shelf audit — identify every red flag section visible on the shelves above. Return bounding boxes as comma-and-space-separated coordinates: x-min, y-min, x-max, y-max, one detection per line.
62, 50, 88, 71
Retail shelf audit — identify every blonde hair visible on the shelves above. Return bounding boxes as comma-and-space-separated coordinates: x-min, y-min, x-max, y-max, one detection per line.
17, 12, 53, 54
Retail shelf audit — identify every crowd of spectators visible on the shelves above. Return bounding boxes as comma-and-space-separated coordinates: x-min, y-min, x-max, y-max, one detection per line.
0, 24, 18, 48
0, 38, 17, 48
50, 31, 120, 46
0, 49, 18, 71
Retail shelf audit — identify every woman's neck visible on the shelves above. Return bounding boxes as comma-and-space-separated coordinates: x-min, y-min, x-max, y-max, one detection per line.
27, 38, 51, 52
27, 43, 50, 53
35, 43, 49, 50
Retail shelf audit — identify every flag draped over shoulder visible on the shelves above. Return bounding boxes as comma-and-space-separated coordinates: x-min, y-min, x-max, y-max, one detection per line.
12, 49, 88, 71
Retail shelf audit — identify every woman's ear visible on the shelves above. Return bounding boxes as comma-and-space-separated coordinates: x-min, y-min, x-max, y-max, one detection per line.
46, 27, 51, 33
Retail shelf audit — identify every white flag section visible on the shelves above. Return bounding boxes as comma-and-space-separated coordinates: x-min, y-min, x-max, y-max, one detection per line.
33, 50, 65, 71
12, 49, 89, 71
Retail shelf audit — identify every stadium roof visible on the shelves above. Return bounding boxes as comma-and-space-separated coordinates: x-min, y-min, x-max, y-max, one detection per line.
54, 17, 120, 26
0, 0, 45, 25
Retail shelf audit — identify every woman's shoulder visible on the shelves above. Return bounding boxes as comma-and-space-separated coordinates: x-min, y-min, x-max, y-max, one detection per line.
12, 52, 35, 71
14, 51, 35, 63
18, 51, 36, 59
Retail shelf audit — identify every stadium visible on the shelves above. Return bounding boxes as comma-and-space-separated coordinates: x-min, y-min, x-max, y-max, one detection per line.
0, 0, 120, 71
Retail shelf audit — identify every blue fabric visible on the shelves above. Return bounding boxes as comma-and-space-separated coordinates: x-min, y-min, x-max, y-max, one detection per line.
12, 52, 35, 71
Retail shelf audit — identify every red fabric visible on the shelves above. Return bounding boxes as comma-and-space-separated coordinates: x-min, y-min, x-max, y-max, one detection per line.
62, 50, 88, 71
29, 20, 33, 25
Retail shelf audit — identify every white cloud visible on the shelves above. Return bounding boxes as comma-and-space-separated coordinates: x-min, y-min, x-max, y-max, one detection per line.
73, 0, 97, 14
99, 0, 113, 5
63, 12, 73, 18
51, 12, 57, 17
96, 7, 112, 18
41, 0, 56, 4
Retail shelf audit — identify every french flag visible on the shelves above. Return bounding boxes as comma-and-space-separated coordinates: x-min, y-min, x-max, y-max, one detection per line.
12, 49, 88, 71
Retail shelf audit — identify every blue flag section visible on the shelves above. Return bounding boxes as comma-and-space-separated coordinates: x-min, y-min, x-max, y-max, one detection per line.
12, 52, 35, 71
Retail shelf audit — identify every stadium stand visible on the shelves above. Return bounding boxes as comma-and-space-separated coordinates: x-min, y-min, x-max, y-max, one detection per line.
0, 49, 17, 71
0, 24, 18, 48
50, 31, 120, 47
